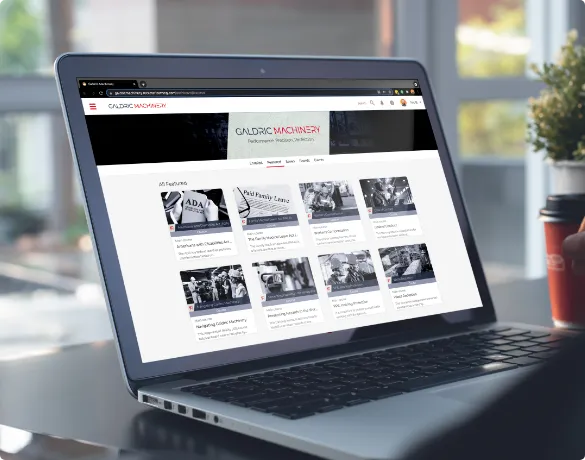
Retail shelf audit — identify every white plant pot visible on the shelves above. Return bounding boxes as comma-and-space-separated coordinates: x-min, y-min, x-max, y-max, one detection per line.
548, 160, 585, 194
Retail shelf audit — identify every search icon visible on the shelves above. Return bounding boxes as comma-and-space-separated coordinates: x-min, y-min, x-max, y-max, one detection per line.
370, 100, 375, 106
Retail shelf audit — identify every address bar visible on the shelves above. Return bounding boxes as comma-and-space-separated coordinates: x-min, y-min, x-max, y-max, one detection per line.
108, 89, 207, 97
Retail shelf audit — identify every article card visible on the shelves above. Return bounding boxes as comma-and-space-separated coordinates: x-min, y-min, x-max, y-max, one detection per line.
253, 257, 323, 329
318, 250, 384, 320
299, 181, 365, 246
235, 185, 303, 253
379, 243, 442, 310
162, 189, 237, 260
179, 265, 256, 341
359, 176, 423, 239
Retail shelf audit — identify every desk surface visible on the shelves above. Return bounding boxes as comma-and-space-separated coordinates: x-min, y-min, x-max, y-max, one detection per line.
0, 279, 551, 459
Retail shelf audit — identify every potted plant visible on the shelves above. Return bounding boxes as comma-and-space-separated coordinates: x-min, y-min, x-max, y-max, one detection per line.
529, 30, 585, 193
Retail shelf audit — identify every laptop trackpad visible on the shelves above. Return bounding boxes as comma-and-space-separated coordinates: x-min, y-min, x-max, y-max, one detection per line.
432, 369, 525, 405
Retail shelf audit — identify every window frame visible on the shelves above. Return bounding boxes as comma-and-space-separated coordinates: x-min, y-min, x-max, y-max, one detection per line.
395, 0, 572, 280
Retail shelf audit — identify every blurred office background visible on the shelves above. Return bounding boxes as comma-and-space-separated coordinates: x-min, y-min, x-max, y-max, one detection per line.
0, 0, 584, 359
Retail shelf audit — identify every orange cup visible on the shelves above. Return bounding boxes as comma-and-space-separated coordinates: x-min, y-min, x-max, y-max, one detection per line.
541, 195, 585, 329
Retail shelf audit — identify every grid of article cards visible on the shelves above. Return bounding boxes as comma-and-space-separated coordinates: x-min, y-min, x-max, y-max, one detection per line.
161, 177, 441, 342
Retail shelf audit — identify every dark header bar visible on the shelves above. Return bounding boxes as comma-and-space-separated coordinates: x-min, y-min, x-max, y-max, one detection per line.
78, 78, 421, 98
79, 78, 419, 89
102, 88, 422, 98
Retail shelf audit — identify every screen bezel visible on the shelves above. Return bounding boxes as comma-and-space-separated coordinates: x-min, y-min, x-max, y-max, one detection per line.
55, 53, 496, 383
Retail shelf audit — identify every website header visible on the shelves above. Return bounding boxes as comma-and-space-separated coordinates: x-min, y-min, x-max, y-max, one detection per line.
82, 96, 425, 115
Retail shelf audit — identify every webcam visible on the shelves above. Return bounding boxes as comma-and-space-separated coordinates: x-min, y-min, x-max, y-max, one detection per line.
260, 68, 266, 74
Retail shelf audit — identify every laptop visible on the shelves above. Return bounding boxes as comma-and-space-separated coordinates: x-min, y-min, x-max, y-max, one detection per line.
55, 54, 566, 460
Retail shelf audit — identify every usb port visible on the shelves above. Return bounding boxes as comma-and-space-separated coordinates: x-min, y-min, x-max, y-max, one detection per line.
163, 400, 172, 410
178, 405, 187, 415
192, 408, 206, 420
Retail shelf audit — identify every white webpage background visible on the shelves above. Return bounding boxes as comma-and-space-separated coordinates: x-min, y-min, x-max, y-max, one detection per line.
98, 151, 482, 363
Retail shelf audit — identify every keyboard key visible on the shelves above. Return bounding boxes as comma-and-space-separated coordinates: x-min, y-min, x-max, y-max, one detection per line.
531, 351, 557, 360
501, 350, 531, 357
478, 348, 503, 356
523, 331, 551, 338
506, 335, 533, 342
317, 383, 345, 391
524, 345, 549, 353
468, 359, 492, 366
211, 391, 238, 402
328, 394, 368, 406
376, 378, 405, 386
445, 363, 471, 371
484, 354, 510, 361
514, 341, 537, 348
249, 396, 293, 412
333, 368, 363, 376
271, 399, 326, 414
504, 356, 541, 366
492, 345, 519, 352
531, 335, 567, 344
314, 374, 338, 382
339, 378, 368, 386
395, 362, 518, 391
487, 339, 511, 346
324, 388, 352, 398
229, 393, 269, 407
345, 398, 370, 407
415, 364, 442, 371
317, 405, 345, 413
497, 329, 529, 337
223, 382, 257, 391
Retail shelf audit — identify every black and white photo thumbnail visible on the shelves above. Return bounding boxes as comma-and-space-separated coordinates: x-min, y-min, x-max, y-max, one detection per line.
234, 185, 298, 228
360, 176, 416, 217
179, 265, 250, 315
299, 181, 359, 221
162, 189, 231, 234
318, 250, 378, 294
379, 243, 435, 286
254, 257, 317, 305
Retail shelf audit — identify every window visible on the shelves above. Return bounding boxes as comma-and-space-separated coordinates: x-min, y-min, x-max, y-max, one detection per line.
458, 0, 530, 78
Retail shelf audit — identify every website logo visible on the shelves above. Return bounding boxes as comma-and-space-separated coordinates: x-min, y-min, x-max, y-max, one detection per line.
89, 103, 97, 111
107, 103, 167, 110
234, 125, 321, 136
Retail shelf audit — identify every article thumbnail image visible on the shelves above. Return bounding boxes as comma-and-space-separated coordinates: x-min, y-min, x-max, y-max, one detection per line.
180, 265, 249, 312
299, 181, 356, 214
161, 189, 229, 231
254, 257, 316, 302
318, 250, 377, 292
360, 177, 416, 214
234, 185, 294, 219
379, 243, 435, 284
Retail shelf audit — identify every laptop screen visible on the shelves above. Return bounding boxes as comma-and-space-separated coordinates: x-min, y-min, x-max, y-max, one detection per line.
78, 78, 482, 364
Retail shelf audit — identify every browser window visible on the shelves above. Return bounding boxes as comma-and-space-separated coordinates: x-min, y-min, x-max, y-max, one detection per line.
79, 79, 482, 364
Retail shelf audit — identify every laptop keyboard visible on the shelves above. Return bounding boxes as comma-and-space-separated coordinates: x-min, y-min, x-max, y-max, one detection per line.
180, 327, 568, 420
